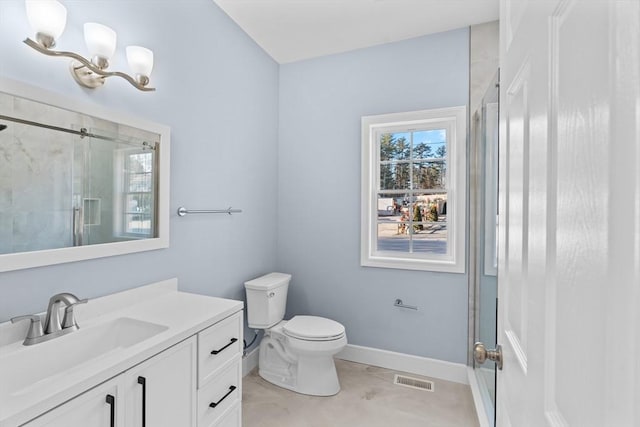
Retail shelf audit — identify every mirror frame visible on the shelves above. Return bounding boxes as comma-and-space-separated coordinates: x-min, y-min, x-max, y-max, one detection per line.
0, 77, 170, 272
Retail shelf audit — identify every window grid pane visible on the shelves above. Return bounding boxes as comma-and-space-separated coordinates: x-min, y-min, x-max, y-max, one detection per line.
413, 161, 446, 190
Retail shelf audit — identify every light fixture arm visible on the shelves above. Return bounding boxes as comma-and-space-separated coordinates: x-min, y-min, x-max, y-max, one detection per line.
24, 37, 155, 92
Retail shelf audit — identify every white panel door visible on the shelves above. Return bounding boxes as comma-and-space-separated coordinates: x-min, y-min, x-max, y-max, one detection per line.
498, 0, 640, 426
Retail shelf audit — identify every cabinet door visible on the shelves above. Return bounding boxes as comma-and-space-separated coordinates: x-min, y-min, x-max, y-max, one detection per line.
124, 337, 197, 427
23, 377, 122, 427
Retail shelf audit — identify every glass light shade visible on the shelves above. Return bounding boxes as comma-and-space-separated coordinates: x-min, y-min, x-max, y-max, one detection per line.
126, 46, 154, 77
84, 23, 117, 60
25, 0, 67, 40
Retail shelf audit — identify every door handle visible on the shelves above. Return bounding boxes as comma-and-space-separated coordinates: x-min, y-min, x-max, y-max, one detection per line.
473, 342, 503, 370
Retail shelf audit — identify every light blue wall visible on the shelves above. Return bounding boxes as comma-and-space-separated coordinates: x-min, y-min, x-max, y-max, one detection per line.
0, 1, 279, 322
277, 29, 470, 363
1, 2, 472, 365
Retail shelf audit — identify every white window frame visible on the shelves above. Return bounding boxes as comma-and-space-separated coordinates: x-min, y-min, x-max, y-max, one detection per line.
361, 106, 466, 273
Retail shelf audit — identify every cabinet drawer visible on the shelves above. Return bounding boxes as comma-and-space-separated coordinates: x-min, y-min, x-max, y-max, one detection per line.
213, 401, 241, 427
198, 311, 242, 386
197, 360, 242, 427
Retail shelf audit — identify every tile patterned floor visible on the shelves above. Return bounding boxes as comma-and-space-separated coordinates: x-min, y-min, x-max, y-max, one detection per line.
242, 359, 480, 427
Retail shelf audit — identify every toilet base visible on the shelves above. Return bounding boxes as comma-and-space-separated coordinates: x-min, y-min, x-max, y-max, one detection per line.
258, 334, 345, 396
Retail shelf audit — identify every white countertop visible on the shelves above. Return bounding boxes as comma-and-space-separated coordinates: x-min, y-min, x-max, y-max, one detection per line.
0, 278, 243, 427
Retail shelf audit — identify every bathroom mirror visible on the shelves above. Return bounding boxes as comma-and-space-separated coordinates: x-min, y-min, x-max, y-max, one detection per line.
0, 78, 170, 272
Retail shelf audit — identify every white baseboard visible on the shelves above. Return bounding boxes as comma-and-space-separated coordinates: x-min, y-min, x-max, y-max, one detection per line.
242, 347, 259, 377
336, 344, 468, 385
244, 343, 469, 385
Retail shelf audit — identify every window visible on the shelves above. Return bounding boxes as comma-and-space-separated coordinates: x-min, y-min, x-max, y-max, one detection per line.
361, 106, 466, 273
116, 149, 155, 238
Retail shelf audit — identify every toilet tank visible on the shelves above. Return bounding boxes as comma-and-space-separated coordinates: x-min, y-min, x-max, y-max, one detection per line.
244, 272, 291, 329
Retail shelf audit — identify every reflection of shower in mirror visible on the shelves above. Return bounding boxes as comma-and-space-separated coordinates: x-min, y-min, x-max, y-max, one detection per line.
0, 113, 159, 254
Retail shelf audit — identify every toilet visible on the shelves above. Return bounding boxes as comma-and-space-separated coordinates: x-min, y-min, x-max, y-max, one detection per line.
244, 272, 347, 396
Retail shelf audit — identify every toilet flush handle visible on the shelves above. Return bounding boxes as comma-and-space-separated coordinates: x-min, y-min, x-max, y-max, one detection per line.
268, 291, 276, 298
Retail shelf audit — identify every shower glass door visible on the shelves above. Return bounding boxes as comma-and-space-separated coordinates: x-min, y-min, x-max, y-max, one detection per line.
472, 72, 499, 425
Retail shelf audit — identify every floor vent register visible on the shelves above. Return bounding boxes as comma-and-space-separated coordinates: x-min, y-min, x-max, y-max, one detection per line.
393, 374, 435, 392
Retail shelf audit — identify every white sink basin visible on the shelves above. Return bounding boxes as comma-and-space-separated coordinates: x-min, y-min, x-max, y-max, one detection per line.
0, 317, 168, 397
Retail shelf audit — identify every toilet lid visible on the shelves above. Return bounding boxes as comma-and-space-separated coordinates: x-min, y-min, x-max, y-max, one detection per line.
283, 316, 345, 341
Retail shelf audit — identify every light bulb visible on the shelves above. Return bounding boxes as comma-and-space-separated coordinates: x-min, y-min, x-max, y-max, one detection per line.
126, 46, 154, 78
84, 23, 117, 64
25, 0, 67, 48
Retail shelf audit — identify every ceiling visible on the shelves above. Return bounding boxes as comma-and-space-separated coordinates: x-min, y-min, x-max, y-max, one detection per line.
213, 0, 499, 64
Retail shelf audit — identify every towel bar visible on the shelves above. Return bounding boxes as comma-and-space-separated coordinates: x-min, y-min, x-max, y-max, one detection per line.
177, 207, 242, 216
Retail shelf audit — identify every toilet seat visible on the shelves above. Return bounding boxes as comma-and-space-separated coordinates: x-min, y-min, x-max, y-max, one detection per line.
283, 315, 345, 341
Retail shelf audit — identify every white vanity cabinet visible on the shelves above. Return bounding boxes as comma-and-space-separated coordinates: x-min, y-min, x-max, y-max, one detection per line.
0, 281, 244, 427
20, 310, 243, 427
22, 337, 197, 427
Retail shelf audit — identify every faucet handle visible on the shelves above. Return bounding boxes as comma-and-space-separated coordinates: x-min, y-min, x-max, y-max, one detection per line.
11, 314, 45, 343
62, 298, 88, 329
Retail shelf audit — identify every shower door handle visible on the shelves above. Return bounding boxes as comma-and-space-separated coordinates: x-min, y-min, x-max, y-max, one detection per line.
473, 342, 503, 370
73, 207, 84, 246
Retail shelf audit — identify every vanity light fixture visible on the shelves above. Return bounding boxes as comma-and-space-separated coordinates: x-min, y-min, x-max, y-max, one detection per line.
23, 0, 155, 92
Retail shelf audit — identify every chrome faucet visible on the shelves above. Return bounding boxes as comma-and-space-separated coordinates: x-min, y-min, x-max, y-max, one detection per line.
11, 292, 88, 346
44, 293, 87, 334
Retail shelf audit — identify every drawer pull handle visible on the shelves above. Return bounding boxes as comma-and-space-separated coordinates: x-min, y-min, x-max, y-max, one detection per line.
209, 385, 237, 408
137, 376, 147, 427
106, 394, 115, 427
210, 338, 238, 355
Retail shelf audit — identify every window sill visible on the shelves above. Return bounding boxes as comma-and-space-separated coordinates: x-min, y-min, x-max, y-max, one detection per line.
361, 255, 465, 273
